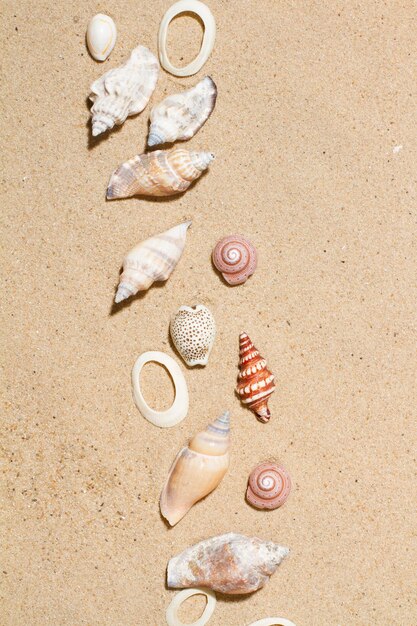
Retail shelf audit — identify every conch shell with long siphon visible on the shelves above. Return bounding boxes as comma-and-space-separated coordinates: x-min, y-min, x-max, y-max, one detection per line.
147, 76, 217, 147
236, 332, 276, 423
167, 532, 289, 594
107, 148, 214, 199
160, 411, 230, 526
115, 220, 191, 303
89, 45, 158, 136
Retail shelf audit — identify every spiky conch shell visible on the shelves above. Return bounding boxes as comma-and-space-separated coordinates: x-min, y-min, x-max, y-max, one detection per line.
147, 76, 217, 147
236, 332, 276, 423
115, 220, 191, 303
167, 532, 289, 595
107, 148, 214, 200
89, 45, 158, 137
160, 411, 230, 526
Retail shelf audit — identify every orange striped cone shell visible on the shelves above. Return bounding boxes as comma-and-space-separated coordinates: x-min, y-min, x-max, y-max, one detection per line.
236, 332, 275, 423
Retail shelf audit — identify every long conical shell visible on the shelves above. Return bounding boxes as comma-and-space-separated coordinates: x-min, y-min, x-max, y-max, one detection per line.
107, 148, 214, 200
147, 76, 217, 147
236, 332, 276, 423
89, 45, 158, 136
167, 532, 289, 595
160, 411, 230, 526
115, 220, 191, 303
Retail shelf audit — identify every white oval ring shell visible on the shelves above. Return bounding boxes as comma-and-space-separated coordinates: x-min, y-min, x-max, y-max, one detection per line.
158, 0, 216, 77
132, 351, 189, 428
86, 14, 117, 62
249, 617, 295, 626
166, 588, 217, 626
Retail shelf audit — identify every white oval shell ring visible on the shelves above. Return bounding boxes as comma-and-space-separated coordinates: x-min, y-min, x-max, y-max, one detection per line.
132, 351, 189, 427
166, 588, 217, 626
158, 0, 216, 77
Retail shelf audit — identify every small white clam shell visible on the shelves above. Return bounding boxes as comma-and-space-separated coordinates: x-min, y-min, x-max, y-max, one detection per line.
131, 351, 189, 427
86, 14, 117, 62
247, 620, 297, 626
166, 588, 217, 626
158, 0, 216, 77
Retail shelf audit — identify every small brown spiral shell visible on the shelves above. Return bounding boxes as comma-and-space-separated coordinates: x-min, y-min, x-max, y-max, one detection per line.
212, 235, 257, 285
246, 461, 291, 510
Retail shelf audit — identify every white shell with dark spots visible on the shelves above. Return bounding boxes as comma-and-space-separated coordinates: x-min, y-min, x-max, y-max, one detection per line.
170, 304, 216, 367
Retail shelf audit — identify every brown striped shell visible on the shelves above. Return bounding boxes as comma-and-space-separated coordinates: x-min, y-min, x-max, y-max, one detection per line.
236, 332, 275, 423
246, 461, 291, 510
212, 235, 257, 285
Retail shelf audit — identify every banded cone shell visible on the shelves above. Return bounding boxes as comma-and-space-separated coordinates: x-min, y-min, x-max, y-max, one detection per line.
89, 45, 158, 137
167, 532, 289, 595
246, 461, 291, 510
147, 76, 217, 147
236, 332, 275, 423
115, 220, 191, 303
212, 235, 257, 285
107, 148, 214, 200
160, 411, 230, 526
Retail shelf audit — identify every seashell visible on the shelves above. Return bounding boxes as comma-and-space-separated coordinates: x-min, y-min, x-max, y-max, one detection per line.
166, 588, 217, 626
86, 14, 117, 62
246, 461, 291, 510
115, 220, 191, 303
212, 235, 257, 285
247, 620, 296, 626
132, 351, 189, 428
167, 532, 289, 595
147, 76, 217, 147
160, 411, 230, 526
158, 1, 216, 77
236, 332, 276, 423
89, 45, 158, 137
107, 148, 214, 200
170, 304, 216, 367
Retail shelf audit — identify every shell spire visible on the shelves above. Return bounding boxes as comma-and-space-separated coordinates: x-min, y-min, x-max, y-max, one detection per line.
107, 148, 214, 200
115, 220, 191, 303
160, 411, 230, 526
236, 332, 275, 423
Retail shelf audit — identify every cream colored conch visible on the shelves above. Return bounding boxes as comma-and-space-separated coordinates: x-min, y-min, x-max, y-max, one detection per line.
158, 0, 216, 77
86, 14, 117, 61
115, 220, 191, 303
89, 45, 158, 136
147, 76, 217, 147
160, 411, 230, 526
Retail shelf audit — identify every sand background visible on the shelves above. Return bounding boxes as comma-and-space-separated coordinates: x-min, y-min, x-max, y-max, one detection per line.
1, 1, 416, 624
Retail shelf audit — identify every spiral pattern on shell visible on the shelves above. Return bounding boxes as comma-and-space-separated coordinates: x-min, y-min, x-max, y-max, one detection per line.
212, 235, 257, 285
246, 462, 291, 510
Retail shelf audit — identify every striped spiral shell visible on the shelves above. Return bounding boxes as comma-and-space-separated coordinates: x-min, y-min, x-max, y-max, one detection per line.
236, 332, 275, 423
212, 235, 257, 285
246, 462, 291, 510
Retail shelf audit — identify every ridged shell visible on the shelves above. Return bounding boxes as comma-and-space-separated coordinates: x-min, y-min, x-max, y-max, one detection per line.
89, 45, 158, 136
170, 304, 216, 367
236, 332, 276, 423
167, 532, 289, 595
212, 235, 257, 285
86, 14, 117, 62
246, 461, 291, 510
160, 411, 230, 526
107, 148, 214, 200
115, 220, 191, 303
147, 76, 217, 147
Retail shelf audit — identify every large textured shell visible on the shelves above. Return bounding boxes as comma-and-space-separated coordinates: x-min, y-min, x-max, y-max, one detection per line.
86, 14, 117, 62
89, 45, 158, 136
246, 461, 291, 510
115, 220, 191, 303
212, 235, 257, 285
170, 304, 216, 366
236, 332, 276, 423
107, 148, 214, 200
147, 76, 217, 147
160, 411, 230, 526
167, 532, 289, 595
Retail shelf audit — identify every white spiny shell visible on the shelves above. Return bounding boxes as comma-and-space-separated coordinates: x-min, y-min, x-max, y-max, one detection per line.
167, 533, 289, 595
89, 45, 158, 136
115, 220, 191, 303
170, 304, 216, 367
147, 76, 217, 147
86, 14, 117, 62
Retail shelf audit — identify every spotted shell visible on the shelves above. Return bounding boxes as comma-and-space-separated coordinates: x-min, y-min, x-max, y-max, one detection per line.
170, 304, 216, 367
212, 235, 257, 285
246, 461, 291, 510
